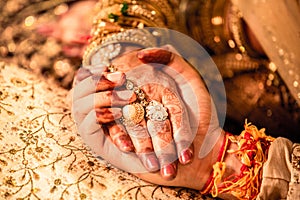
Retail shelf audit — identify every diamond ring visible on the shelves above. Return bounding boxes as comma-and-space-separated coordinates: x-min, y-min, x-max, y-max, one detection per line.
145, 100, 168, 121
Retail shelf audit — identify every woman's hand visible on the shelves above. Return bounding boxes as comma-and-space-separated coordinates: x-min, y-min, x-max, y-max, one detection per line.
71, 45, 226, 189
133, 47, 227, 190
72, 48, 195, 180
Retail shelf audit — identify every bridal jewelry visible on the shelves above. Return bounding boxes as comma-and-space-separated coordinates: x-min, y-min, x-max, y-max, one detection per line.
108, 65, 168, 126
122, 103, 145, 126
145, 100, 168, 121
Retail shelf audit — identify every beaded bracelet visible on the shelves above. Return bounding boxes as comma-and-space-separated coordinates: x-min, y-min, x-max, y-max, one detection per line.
83, 0, 176, 66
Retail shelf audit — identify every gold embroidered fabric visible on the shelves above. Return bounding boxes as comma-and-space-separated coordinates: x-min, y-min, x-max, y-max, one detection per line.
0, 62, 208, 199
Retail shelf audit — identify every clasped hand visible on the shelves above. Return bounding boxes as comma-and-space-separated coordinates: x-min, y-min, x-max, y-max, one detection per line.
71, 46, 221, 184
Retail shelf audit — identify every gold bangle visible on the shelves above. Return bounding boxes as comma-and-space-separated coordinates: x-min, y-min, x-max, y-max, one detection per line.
228, 3, 261, 58
83, 0, 176, 66
83, 27, 157, 66
187, 0, 231, 55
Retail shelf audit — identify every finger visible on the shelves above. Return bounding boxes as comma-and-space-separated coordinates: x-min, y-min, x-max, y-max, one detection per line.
73, 71, 126, 100
138, 48, 196, 164
147, 119, 177, 180
107, 123, 134, 152
125, 119, 160, 172
161, 88, 194, 165
73, 90, 136, 119
77, 109, 102, 135
75, 67, 93, 83
73, 65, 109, 86
77, 109, 148, 173
95, 107, 122, 123
137, 48, 173, 65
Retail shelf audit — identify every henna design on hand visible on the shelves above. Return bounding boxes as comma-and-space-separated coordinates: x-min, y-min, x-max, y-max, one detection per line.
126, 123, 154, 153
108, 123, 134, 152
95, 107, 122, 123
161, 88, 183, 130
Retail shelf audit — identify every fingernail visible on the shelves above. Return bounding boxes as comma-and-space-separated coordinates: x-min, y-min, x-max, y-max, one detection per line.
161, 164, 176, 180
137, 51, 145, 59
146, 155, 159, 172
137, 51, 151, 63
115, 90, 135, 101
137, 49, 171, 64
179, 149, 193, 164
106, 72, 124, 82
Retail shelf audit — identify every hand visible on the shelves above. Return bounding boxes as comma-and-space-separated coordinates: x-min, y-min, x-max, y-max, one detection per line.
72, 48, 195, 180
132, 46, 227, 190
137, 46, 222, 159
71, 45, 227, 190
37, 0, 96, 57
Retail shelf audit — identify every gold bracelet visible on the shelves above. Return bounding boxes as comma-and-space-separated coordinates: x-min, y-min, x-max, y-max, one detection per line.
228, 3, 261, 58
83, 0, 176, 66
186, 0, 231, 55
83, 27, 157, 66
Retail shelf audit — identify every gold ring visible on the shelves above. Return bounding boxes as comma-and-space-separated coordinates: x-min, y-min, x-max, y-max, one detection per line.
121, 103, 145, 126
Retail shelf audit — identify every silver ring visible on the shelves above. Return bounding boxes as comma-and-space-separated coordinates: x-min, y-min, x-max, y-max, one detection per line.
145, 100, 168, 121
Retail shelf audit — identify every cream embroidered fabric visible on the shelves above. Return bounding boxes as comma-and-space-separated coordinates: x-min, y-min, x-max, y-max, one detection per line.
0, 62, 207, 200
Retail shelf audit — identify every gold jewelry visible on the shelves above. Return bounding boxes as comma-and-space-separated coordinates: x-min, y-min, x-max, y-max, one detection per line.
106, 63, 148, 126
185, 0, 231, 54
83, 0, 176, 66
119, 79, 148, 127
121, 103, 145, 126
119, 77, 169, 126
228, 3, 261, 58
83, 28, 157, 66
107, 64, 118, 72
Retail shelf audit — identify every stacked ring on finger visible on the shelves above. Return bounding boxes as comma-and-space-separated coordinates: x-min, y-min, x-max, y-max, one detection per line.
108, 65, 169, 126
145, 100, 168, 121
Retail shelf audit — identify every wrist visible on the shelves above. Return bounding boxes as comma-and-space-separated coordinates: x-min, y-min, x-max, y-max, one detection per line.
82, 0, 177, 67
183, 128, 227, 190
